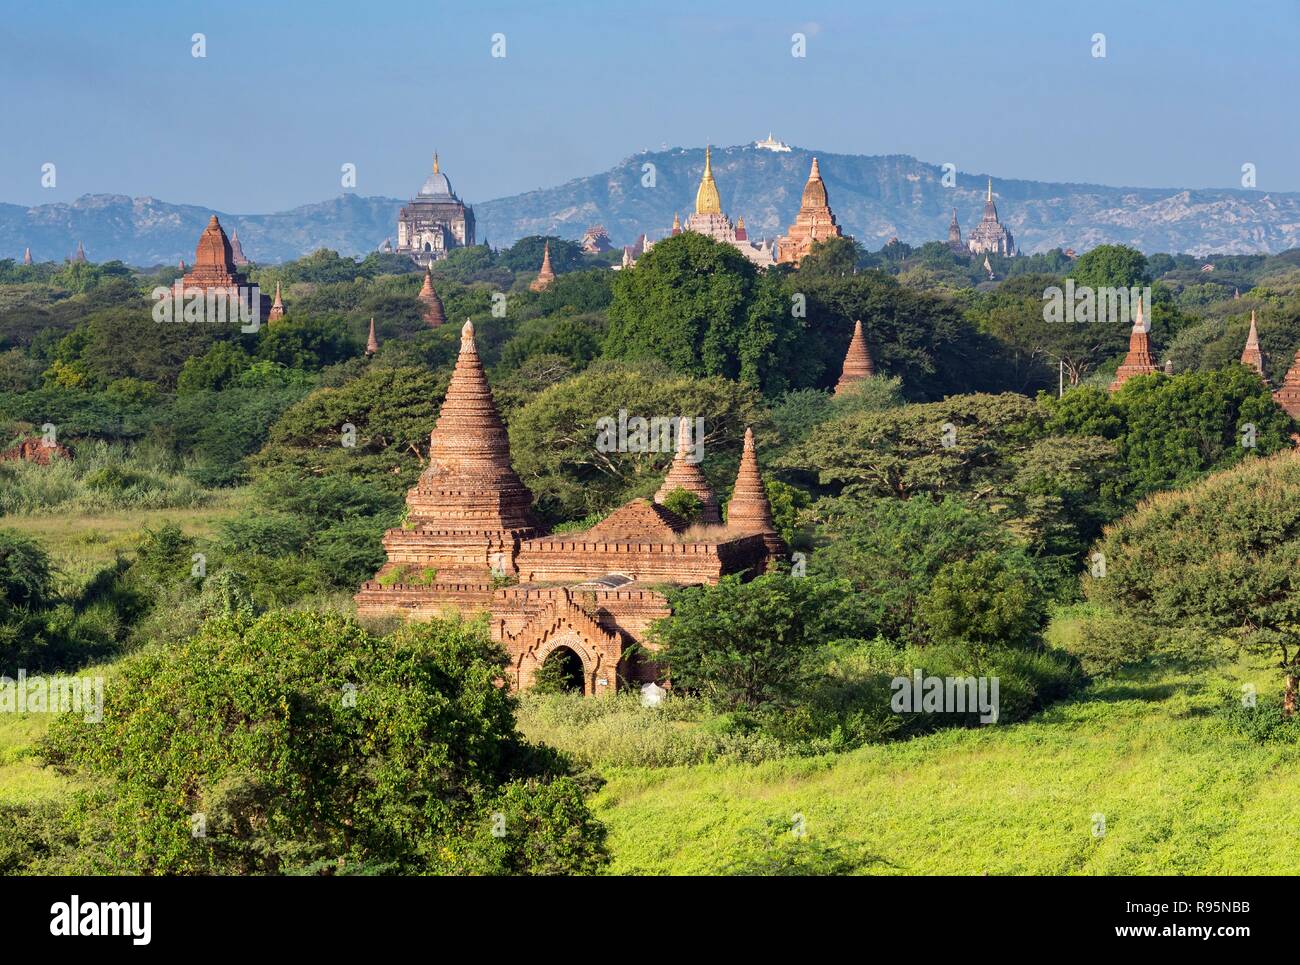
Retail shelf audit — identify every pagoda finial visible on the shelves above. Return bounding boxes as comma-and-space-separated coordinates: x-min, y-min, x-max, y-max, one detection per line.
433, 152, 440, 175
461, 319, 474, 340
987, 178, 993, 203
365, 317, 379, 356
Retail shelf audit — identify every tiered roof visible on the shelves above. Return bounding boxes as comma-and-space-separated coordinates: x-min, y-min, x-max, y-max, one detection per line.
182, 216, 241, 290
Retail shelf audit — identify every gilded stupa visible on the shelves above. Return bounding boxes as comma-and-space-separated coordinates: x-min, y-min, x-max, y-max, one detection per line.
663, 145, 775, 268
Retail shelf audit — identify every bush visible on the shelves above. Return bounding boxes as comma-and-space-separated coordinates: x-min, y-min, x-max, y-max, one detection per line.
40, 610, 609, 875
1217, 687, 1300, 744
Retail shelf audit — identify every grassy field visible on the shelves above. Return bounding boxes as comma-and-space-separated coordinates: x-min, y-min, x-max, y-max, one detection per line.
3, 495, 1290, 874
588, 659, 1295, 875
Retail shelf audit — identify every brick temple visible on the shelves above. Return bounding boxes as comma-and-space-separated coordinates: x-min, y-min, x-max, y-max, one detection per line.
776, 157, 845, 266
355, 320, 785, 695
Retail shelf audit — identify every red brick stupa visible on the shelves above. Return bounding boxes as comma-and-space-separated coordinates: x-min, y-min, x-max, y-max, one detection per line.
418, 268, 446, 326
1109, 297, 1158, 392
834, 320, 876, 395
268, 281, 285, 322
654, 417, 722, 524
183, 216, 242, 290
1241, 310, 1267, 380
529, 242, 556, 292
229, 229, 250, 266
776, 157, 845, 266
725, 427, 785, 560
354, 325, 783, 696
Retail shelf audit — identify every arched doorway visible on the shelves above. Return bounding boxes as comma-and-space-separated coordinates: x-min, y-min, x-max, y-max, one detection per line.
535, 646, 586, 694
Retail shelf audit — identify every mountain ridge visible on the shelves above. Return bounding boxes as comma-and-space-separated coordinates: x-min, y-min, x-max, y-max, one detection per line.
4, 144, 1298, 264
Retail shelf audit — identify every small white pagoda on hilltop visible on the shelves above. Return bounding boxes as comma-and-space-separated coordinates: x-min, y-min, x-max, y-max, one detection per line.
754, 132, 792, 152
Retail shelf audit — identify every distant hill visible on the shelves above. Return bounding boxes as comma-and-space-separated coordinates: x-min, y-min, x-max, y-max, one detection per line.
5, 144, 1300, 265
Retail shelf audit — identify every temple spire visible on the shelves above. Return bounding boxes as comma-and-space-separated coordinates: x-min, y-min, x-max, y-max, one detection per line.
1241, 310, 1267, 379
654, 418, 721, 525
268, 281, 285, 322
695, 145, 722, 215
987, 178, 993, 203
22, 247, 31, 266
1108, 297, 1158, 391
529, 241, 556, 291
726, 427, 785, 561
365, 317, 379, 357
419, 267, 446, 326
834, 320, 876, 395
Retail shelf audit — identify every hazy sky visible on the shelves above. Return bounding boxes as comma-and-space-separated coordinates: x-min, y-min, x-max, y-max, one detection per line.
2, 0, 1296, 212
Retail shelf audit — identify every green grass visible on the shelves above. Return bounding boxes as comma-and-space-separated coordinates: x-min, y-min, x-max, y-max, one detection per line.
0, 489, 248, 587
591, 658, 1298, 875
0, 710, 66, 805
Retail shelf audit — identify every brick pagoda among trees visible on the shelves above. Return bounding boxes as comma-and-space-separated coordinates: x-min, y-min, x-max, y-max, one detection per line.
355, 321, 786, 695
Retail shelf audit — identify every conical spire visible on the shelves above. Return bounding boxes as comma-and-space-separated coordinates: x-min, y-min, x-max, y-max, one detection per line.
183, 215, 241, 289
982, 178, 998, 221
654, 418, 721, 524
229, 229, 250, 266
22, 247, 31, 266
178, 258, 185, 271
695, 145, 722, 215
1241, 310, 1267, 379
735, 215, 748, 241
268, 281, 285, 322
800, 156, 828, 208
365, 317, 379, 356
73, 240, 86, 263
529, 241, 556, 291
418, 268, 446, 326
1109, 297, 1158, 391
726, 427, 781, 541
834, 320, 876, 395
413, 320, 538, 529
672, 211, 682, 235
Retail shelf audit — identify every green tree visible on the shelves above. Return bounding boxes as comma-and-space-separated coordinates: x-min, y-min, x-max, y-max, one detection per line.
921, 551, 1046, 658
652, 574, 860, 709
805, 496, 1032, 645
604, 232, 801, 393
1084, 453, 1300, 711
40, 610, 608, 874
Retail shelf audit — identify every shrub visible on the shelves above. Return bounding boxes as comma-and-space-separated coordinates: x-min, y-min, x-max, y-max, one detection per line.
40, 610, 609, 875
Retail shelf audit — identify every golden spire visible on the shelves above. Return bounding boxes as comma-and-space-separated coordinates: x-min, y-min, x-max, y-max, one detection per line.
695, 145, 722, 215
987, 178, 993, 203
433, 152, 440, 175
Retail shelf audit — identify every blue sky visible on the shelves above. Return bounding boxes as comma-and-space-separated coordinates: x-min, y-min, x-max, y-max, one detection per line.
1, 0, 1296, 211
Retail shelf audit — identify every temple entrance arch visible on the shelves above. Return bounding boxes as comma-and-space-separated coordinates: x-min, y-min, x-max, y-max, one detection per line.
538, 646, 586, 694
